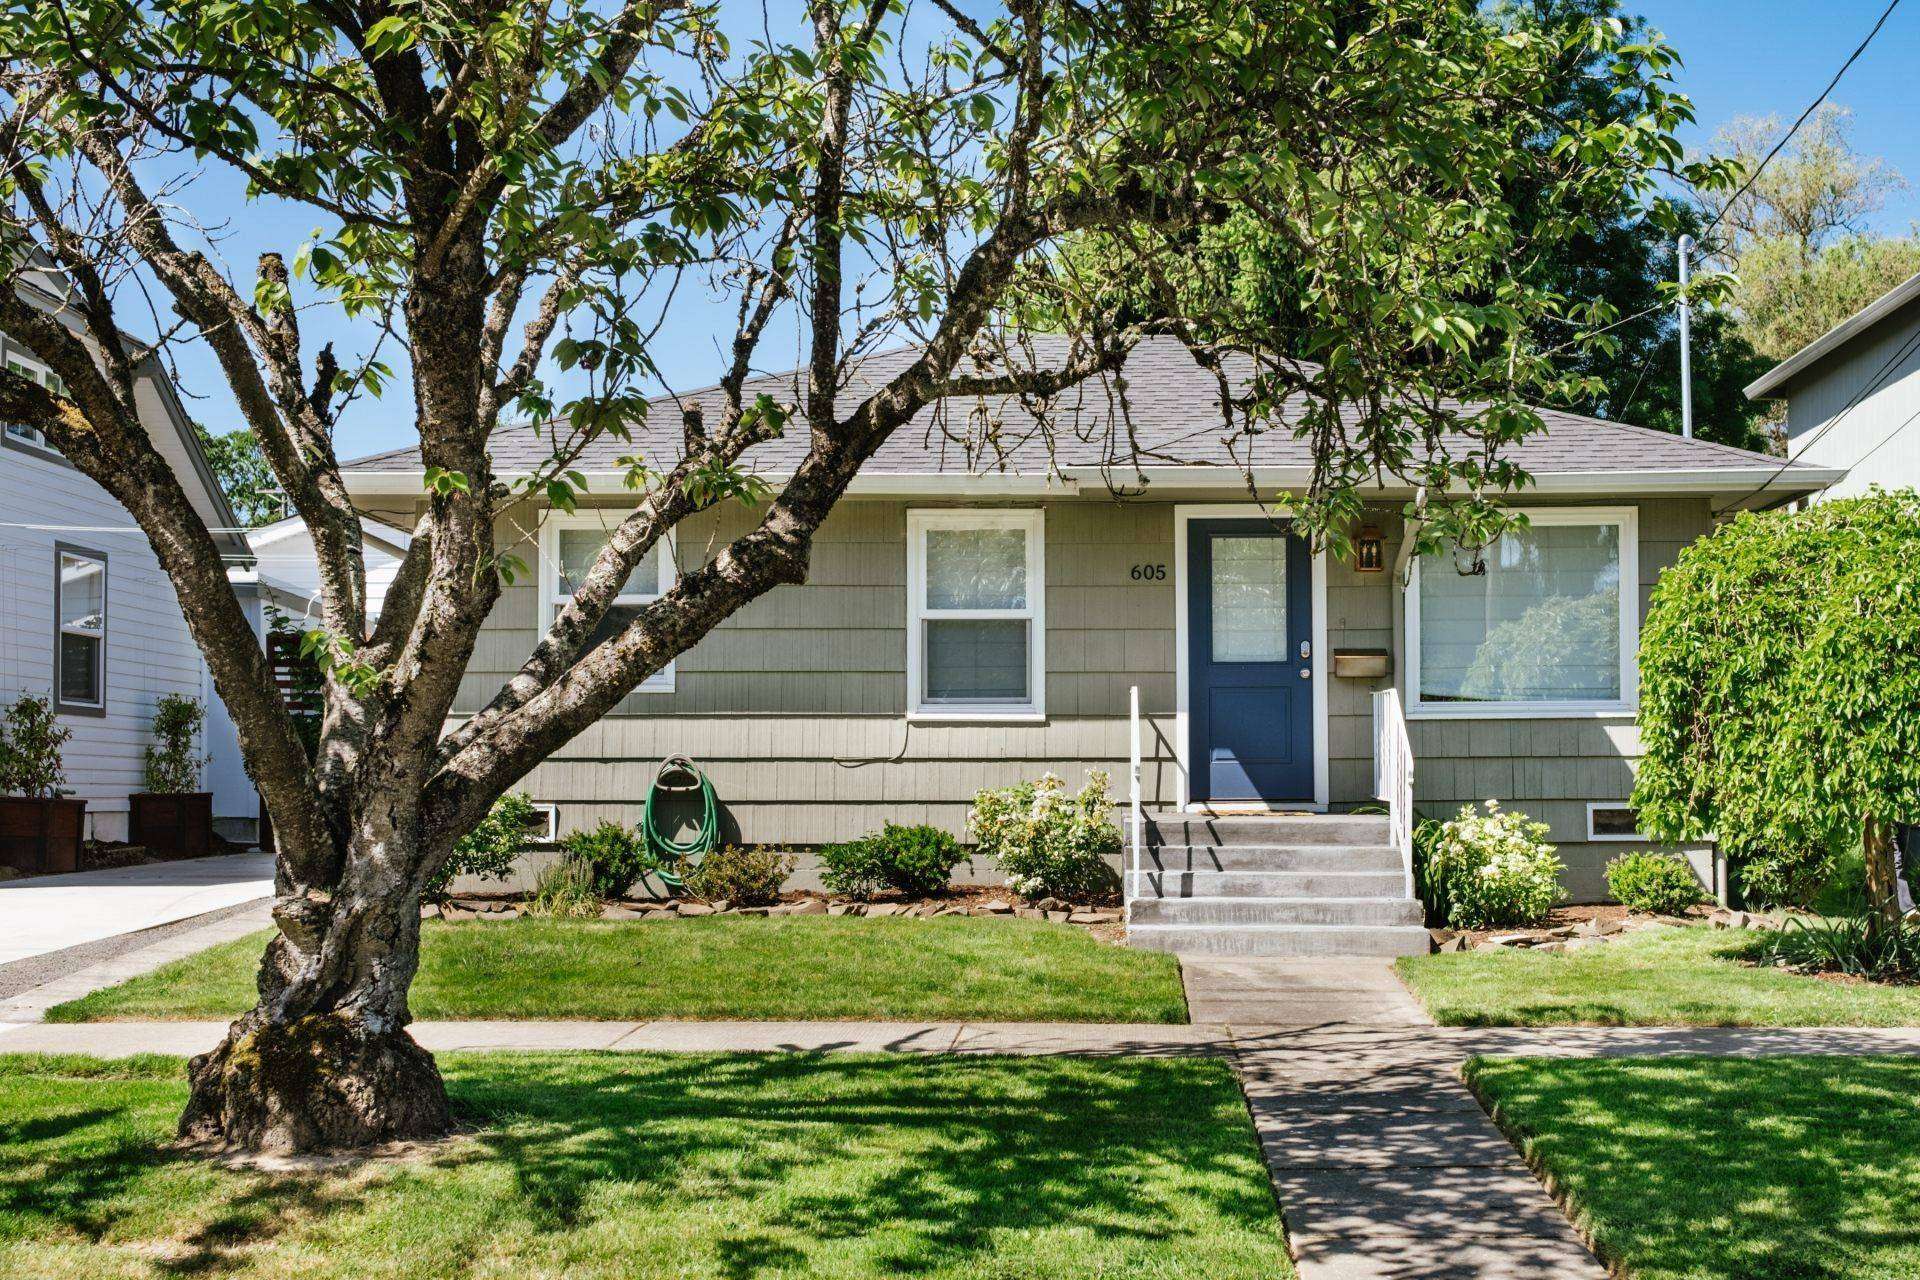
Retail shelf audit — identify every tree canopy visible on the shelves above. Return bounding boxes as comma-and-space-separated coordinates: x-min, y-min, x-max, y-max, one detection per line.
1634, 492, 1920, 912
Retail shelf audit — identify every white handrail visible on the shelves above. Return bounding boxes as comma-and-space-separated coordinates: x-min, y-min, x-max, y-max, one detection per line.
1373, 687, 1416, 900
1128, 684, 1142, 917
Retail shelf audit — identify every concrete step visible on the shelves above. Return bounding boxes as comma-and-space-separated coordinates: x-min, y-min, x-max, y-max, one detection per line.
1128, 896, 1425, 927
1131, 870, 1408, 899
1142, 843, 1403, 873
1127, 923, 1434, 958
1146, 814, 1391, 848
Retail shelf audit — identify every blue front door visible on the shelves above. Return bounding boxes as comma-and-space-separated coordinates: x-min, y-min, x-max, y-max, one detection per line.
1188, 519, 1314, 803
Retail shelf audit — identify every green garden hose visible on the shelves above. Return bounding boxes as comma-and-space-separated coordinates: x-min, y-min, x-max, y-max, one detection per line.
642, 754, 718, 888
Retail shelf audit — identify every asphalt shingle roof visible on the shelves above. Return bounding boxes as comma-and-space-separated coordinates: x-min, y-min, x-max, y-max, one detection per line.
345, 335, 1822, 479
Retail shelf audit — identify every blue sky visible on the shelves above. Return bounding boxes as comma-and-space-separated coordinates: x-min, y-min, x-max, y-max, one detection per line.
156, 1, 1920, 463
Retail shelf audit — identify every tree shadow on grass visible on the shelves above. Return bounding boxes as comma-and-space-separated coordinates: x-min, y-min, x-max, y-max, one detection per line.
1472, 1054, 1920, 1280
0, 1050, 1284, 1278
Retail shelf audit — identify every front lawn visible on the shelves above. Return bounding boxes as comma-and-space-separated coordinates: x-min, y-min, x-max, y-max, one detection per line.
48, 915, 1188, 1024
0, 1050, 1289, 1279
1468, 1055, 1920, 1280
1396, 924, 1920, 1026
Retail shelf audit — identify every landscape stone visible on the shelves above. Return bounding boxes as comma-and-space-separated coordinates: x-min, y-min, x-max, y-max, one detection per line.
599, 906, 643, 920
1015, 907, 1045, 920
789, 898, 827, 915
980, 900, 1013, 914
1486, 932, 1535, 947
866, 903, 902, 917
677, 903, 716, 917
480, 907, 521, 921
1046, 910, 1071, 923
827, 903, 853, 916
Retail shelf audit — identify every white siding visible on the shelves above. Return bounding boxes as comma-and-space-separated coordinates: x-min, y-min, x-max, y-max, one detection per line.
0, 438, 209, 840
1783, 302, 1920, 497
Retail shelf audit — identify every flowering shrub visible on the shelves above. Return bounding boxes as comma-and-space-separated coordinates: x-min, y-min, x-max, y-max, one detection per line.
969, 770, 1121, 900
1421, 800, 1561, 929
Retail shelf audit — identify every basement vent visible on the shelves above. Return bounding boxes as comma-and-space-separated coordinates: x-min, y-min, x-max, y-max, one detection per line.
1586, 803, 1650, 842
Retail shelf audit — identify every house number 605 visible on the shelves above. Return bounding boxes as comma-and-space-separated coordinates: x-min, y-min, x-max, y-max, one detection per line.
1130, 563, 1167, 581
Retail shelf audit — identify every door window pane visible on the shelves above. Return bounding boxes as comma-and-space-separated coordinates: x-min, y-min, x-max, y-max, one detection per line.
1418, 522, 1621, 703
926, 528, 1026, 610
1211, 536, 1288, 661
557, 527, 659, 598
925, 619, 1029, 702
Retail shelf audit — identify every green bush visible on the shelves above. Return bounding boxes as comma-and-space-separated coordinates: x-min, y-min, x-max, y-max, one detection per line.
559, 820, 649, 898
969, 770, 1121, 901
0, 694, 69, 799
1420, 800, 1561, 929
1410, 817, 1450, 928
685, 844, 795, 906
528, 856, 603, 919
426, 792, 541, 902
1635, 492, 1920, 911
141, 694, 208, 794
1605, 850, 1706, 915
819, 823, 968, 899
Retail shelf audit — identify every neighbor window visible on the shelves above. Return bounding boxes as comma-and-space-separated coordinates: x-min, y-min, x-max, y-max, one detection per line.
2, 344, 66, 455
907, 509, 1045, 718
55, 547, 106, 711
539, 516, 676, 693
1409, 507, 1637, 715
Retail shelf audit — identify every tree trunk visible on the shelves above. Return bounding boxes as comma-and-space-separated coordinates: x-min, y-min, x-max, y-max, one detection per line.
1863, 815, 1902, 937
178, 843, 450, 1153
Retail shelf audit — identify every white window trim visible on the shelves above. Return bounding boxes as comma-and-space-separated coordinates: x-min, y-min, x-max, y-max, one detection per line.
537, 512, 677, 694
2, 345, 66, 458
1405, 505, 1639, 720
55, 546, 107, 712
1586, 801, 1652, 842
906, 508, 1046, 721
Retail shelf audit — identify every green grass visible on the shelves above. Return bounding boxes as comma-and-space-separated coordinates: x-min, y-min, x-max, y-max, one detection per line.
0, 1050, 1289, 1279
1395, 924, 1920, 1026
1468, 1055, 1920, 1280
47, 915, 1188, 1024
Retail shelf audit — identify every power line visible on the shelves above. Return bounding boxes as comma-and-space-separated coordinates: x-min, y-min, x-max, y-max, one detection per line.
1700, 0, 1903, 245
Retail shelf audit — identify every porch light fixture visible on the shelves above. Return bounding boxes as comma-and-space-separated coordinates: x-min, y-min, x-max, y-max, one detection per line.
1354, 523, 1385, 573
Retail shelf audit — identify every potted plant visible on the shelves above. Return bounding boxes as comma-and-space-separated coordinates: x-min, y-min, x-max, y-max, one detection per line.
130, 693, 213, 855
0, 693, 83, 873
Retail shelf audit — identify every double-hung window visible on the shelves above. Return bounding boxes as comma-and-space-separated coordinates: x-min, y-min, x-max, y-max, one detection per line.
907, 509, 1044, 719
55, 546, 107, 713
2, 343, 67, 456
1407, 507, 1637, 716
539, 514, 676, 693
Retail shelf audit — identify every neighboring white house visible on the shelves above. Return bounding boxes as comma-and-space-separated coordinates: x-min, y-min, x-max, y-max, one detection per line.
1745, 269, 1920, 497
245, 513, 411, 625
0, 276, 253, 842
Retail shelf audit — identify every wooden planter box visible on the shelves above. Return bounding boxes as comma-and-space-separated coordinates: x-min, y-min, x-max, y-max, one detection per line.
130, 791, 214, 856
0, 796, 87, 874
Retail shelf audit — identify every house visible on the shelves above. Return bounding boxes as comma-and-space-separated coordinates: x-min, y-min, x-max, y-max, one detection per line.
341, 337, 1841, 954
1745, 268, 1920, 496
0, 276, 252, 843
244, 513, 412, 625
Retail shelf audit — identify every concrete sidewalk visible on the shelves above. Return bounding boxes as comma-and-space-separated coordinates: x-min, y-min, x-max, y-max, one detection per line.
0, 852, 273, 966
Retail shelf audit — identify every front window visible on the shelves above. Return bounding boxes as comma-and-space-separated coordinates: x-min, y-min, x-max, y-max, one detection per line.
56, 548, 107, 711
540, 516, 675, 692
1409, 508, 1637, 715
908, 509, 1045, 718
2, 344, 66, 454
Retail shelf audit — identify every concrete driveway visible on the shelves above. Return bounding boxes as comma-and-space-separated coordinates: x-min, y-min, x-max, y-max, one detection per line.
0, 852, 274, 966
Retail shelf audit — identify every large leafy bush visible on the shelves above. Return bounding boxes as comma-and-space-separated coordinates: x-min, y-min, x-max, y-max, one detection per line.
1634, 492, 1920, 914
1604, 850, 1704, 915
425, 792, 541, 902
1420, 800, 1561, 929
969, 771, 1121, 901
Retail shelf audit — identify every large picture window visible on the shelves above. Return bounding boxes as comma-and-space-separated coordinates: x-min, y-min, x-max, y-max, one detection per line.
1408, 507, 1637, 716
907, 509, 1045, 719
55, 546, 107, 712
538, 515, 676, 693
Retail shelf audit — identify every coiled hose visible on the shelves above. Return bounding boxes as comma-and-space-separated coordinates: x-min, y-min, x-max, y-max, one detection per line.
642, 754, 718, 888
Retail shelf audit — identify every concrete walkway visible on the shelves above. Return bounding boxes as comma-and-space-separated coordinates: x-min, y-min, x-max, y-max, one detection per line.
0, 852, 273, 966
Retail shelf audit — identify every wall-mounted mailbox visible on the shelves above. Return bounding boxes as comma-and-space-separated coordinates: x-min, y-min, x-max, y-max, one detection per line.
1331, 649, 1392, 679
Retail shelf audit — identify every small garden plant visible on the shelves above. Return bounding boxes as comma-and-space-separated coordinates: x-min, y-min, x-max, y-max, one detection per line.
425, 792, 541, 902
558, 819, 649, 899
819, 822, 968, 899
0, 693, 70, 798
685, 844, 795, 907
970, 770, 1121, 901
1417, 800, 1561, 930
141, 694, 208, 794
1604, 850, 1705, 915
528, 856, 603, 919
